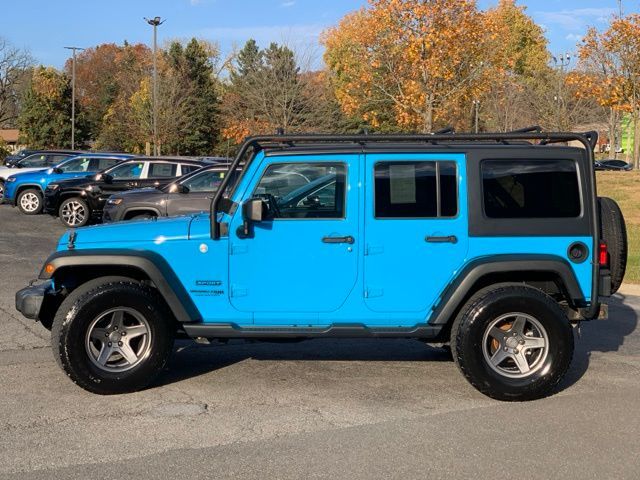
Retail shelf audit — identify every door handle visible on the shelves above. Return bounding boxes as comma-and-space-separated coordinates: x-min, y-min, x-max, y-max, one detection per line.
425, 235, 458, 244
322, 236, 355, 244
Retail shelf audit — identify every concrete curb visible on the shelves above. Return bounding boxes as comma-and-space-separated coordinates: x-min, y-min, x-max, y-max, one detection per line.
618, 283, 640, 296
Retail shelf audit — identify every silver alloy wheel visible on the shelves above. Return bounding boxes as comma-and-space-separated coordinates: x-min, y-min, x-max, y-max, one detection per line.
61, 200, 87, 227
85, 307, 152, 373
0, 181, 4, 200
482, 312, 549, 379
20, 192, 40, 212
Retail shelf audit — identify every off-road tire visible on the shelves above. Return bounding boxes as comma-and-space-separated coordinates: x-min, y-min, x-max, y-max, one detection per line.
51, 276, 175, 394
451, 284, 574, 401
599, 197, 627, 294
17, 188, 44, 215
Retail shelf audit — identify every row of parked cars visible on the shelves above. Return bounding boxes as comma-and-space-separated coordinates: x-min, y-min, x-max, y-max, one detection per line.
0, 150, 231, 227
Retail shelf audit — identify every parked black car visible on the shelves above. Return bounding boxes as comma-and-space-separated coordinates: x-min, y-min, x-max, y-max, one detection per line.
103, 164, 235, 222
595, 159, 633, 171
3, 150, 80, 167
44, 157, 209, 227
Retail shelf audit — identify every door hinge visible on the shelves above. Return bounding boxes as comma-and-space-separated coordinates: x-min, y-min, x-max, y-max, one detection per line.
364, 288, 384, 298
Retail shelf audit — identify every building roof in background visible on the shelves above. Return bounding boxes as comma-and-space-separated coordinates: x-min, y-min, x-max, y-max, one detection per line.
0, 129, 19, 143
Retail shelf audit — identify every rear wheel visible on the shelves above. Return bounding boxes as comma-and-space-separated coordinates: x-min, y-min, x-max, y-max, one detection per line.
17, 188, 44, 215
599, 197, 627, 293
451, 284, 574, 401
59, 197, 90, 227
51, 277, 174, 394
0, 180, 5, 200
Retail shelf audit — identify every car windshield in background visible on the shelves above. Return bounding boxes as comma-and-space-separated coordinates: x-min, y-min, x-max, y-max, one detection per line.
182, 170, 227, 192
58, 157, 91, 172
108, 162, 144, 179
18, 154, 48, 168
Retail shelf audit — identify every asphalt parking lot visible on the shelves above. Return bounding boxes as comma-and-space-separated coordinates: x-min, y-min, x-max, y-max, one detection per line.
0, 205, 639, 479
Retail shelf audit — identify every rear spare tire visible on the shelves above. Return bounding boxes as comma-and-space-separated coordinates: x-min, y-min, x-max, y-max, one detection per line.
599, 197, 627, 293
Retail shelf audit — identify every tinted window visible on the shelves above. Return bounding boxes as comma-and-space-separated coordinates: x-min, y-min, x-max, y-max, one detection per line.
93, 158, 122, 171
109, 162, 144, 179
254, 163, 346, 219
148, 162, 177, 178
48, 154, 71, 165
482, 160, 580, 218
183, 170, 226, 193
374, 161, 457, 218
180, 164, 201, 174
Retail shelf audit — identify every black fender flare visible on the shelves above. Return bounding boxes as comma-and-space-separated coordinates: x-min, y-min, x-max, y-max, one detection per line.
38, 249, 201, 323
428, 254, 585, 326
123, 206, 162, 219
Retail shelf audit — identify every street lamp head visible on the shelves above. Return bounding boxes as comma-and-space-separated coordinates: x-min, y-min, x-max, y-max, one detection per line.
144, 16, 165, 26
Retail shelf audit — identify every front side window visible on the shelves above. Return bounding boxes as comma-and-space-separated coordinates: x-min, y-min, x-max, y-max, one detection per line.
482, 159, 580, 218
48, 154, 71, 165
253, 162, 346, 219
108, 162, 145, 180
374, 161, 458, 218
58, 157, 91, 172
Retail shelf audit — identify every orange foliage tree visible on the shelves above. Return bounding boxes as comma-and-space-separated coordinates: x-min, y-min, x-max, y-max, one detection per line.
323, 0, 502, 133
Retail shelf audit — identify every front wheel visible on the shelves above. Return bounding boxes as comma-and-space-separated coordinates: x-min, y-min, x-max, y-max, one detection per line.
451, 284, 574, 401
0, 180, 5, 200
17, 188, 44, 215
59, 197, 90, 227
51, 277, 175, 394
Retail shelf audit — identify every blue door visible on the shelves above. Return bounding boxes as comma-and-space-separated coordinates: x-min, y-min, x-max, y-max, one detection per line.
363, 154, 469, 316
228, 155, 360, 324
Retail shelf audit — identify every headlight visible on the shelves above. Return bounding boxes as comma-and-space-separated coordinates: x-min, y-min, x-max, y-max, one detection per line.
107, 198, 123, 206
6, 177, 17, 182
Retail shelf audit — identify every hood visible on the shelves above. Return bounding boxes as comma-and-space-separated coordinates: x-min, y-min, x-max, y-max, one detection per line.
57, 215, 196, 249
0, 166, 48, 178
6, 169, 49, 182
114, 187, 163, 197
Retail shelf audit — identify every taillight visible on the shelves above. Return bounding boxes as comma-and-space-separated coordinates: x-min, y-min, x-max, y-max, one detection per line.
598, 242, 609, 267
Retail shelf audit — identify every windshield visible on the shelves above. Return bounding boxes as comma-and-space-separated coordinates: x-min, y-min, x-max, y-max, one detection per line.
58, 156, 91, 173
107, 161, 145, 179
18, 154, 48, 168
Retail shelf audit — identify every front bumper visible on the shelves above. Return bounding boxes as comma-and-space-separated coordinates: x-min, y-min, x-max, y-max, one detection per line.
15, 281, 53, 320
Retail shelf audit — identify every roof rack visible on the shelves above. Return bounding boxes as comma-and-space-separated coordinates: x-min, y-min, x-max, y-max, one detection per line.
210, 129, 598, 239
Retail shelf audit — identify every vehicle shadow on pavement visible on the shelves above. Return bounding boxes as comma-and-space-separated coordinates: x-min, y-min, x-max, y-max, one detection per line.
155, 338, 454, 388
152, 295, 638, 393
560, 294, 638, 390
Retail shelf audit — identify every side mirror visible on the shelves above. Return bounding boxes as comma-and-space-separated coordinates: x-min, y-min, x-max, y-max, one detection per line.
52, 167, 63, 174
239, 198, 268, 238
102, 173, 113, 184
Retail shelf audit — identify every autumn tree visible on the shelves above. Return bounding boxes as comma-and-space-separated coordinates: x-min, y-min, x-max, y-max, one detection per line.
18, 66, 86, 148
0, 37, 32, 128
323, 0, 500, 133
573, 14, 640, 166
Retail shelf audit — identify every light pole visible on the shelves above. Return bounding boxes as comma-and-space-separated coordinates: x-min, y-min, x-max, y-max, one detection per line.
552, 53, 571, 130
472, 100, 480, 133
144, 16, 165, 156
64, 46, 84, 149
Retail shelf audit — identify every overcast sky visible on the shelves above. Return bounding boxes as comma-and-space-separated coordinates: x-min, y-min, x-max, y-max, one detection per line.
0, 0, 628, 69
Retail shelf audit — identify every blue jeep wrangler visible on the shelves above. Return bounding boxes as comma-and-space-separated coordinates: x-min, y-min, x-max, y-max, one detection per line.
15, 131, 627, 401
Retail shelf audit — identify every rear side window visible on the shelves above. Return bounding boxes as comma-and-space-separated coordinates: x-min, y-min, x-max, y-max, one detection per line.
92, 158, 122, 171
180, 164, 201, 174
48, 154, 71, 165
374, 161, 458, 218
482, 160, 580, 218
148, 162, 177, 178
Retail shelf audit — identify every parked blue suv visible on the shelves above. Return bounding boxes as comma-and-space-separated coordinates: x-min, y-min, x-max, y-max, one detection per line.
4, 153, 133, 215
14, 131, 627, 401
